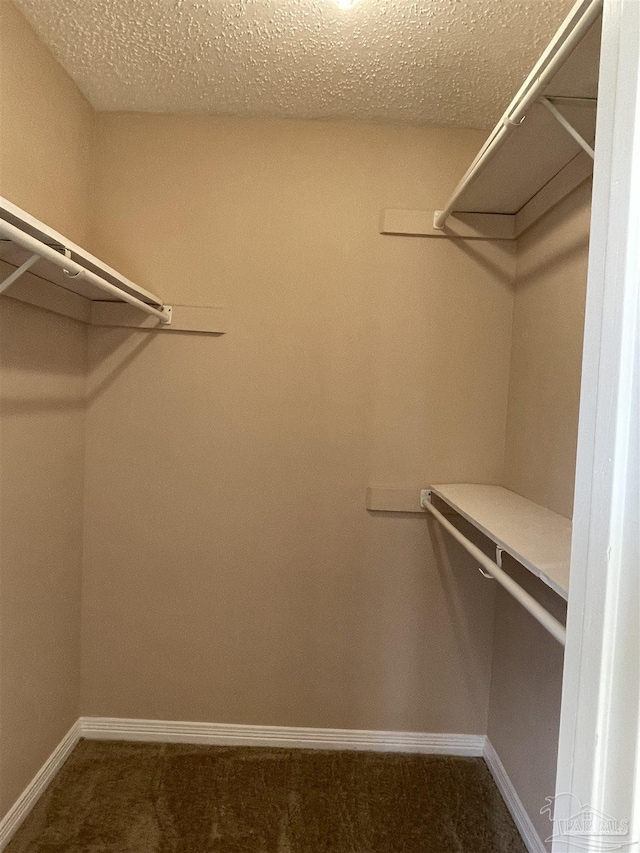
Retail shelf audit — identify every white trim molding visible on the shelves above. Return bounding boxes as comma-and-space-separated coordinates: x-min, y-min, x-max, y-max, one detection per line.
0, 721, 81, 851
555, 3, 640, 852
78, 717, 485, 756
483, 740, 547, 853
0, 719, 546, 853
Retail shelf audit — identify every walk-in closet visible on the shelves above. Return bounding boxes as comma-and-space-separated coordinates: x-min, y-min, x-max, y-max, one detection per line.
0, 0, 638, 851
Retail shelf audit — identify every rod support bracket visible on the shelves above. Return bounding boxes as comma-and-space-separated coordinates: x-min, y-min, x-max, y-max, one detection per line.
420, 489, 432, 509
159, 305, 173, 325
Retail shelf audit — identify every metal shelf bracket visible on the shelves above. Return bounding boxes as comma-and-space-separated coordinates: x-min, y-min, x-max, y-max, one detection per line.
0, 252, 39, 295
539, 96, 595, 159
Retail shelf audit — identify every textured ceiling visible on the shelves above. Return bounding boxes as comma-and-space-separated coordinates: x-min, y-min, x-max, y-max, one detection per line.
14, 0, 574, 128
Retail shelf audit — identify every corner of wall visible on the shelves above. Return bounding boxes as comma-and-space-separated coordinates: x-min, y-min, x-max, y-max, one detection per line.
0, 0, 95, 816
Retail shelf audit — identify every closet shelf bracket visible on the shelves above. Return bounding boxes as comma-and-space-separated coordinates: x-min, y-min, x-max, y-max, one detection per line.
0, 252, 39, 295
539, 97, 595, 159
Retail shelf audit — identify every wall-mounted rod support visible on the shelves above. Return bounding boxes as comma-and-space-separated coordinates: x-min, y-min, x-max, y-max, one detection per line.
0, 220, 172, 324
433, 0, 602, 229
0, 252, 39, 294
539, 97, 595, 158
421, 492, 566, 645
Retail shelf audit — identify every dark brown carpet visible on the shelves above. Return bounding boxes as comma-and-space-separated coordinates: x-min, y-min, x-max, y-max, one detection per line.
7, 740, 527, 853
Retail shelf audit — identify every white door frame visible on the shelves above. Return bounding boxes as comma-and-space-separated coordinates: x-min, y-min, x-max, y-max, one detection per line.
553, 0, 640, 851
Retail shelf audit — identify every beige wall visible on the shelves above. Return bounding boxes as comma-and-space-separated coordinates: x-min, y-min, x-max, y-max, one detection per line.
81, 114, 515, 732
0, 0, 93, 814
504, 181, 591, 519
0, 1, 93, 243
489, 182, 591, 848
489, 564, 568, 850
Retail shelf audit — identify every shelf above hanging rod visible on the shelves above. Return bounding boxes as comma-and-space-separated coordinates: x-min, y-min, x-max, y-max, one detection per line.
421, 487, 567, 645
0, 196, 228, 334
0, 196, 172, 324
434, 0, 602, 232
426, 484, 570, 597
381, 0, 602, 242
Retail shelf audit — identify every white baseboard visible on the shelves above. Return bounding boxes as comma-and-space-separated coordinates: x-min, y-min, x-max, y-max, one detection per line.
1, 718, 542, 853
0, 720, 81, 851
79, 716, 486, 756
483, 739, 547, 853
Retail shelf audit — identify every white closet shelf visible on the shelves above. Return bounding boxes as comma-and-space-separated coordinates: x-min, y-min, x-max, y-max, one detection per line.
426, 484, 570, 600
0, 196, 226, 334
382, 0, 601, 241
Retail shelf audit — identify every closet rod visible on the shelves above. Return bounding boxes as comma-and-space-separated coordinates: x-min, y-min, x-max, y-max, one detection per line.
433, 0, 602, 230
0, 219, 172, 324
422, 493, 567, 646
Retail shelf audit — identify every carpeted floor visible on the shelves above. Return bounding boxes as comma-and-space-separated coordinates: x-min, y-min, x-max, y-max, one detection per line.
6, 740, 527, 853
